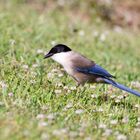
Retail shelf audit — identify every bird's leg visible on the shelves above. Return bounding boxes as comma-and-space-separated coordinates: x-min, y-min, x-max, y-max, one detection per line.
76, 81, 80, 87
76, 82, 81, 93
75, 81, 87, 95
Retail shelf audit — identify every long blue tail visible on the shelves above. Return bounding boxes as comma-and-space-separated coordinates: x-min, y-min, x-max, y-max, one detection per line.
103, 78, 140, 97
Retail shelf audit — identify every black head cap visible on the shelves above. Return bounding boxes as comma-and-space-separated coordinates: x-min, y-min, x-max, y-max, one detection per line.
44, 44, 71, 58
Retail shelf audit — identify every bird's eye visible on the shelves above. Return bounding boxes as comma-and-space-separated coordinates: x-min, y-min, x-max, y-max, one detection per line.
50, 48, 57, 54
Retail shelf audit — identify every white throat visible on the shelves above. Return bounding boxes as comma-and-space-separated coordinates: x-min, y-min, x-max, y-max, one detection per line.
51, 52, 72, 66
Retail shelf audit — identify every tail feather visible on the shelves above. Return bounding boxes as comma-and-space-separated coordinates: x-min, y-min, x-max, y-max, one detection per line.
103, 78, 140, 97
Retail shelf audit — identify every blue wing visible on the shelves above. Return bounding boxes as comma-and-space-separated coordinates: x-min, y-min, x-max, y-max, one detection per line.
76, 64, 140, 97
76, 64, 115, 78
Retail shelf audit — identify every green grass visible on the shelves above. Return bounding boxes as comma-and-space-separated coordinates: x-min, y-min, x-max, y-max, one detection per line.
0, 1, 140, 140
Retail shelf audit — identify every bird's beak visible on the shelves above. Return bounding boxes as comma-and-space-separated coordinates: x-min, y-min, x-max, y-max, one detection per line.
44, 53, 53, 59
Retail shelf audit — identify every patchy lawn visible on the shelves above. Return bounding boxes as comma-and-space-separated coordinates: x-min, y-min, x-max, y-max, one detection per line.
0, 1, 140, 140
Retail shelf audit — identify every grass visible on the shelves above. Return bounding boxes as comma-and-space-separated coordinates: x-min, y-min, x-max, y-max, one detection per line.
0, 1, 140, 140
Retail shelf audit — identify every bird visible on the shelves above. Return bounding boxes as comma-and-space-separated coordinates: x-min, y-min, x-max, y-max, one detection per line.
44, 44, 140, 97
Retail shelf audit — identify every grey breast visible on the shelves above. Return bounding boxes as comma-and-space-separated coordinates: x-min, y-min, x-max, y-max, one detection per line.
70, 52, 97, 84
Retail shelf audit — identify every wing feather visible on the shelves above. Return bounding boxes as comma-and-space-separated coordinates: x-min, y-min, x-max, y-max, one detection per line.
76, 64, 115, 78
